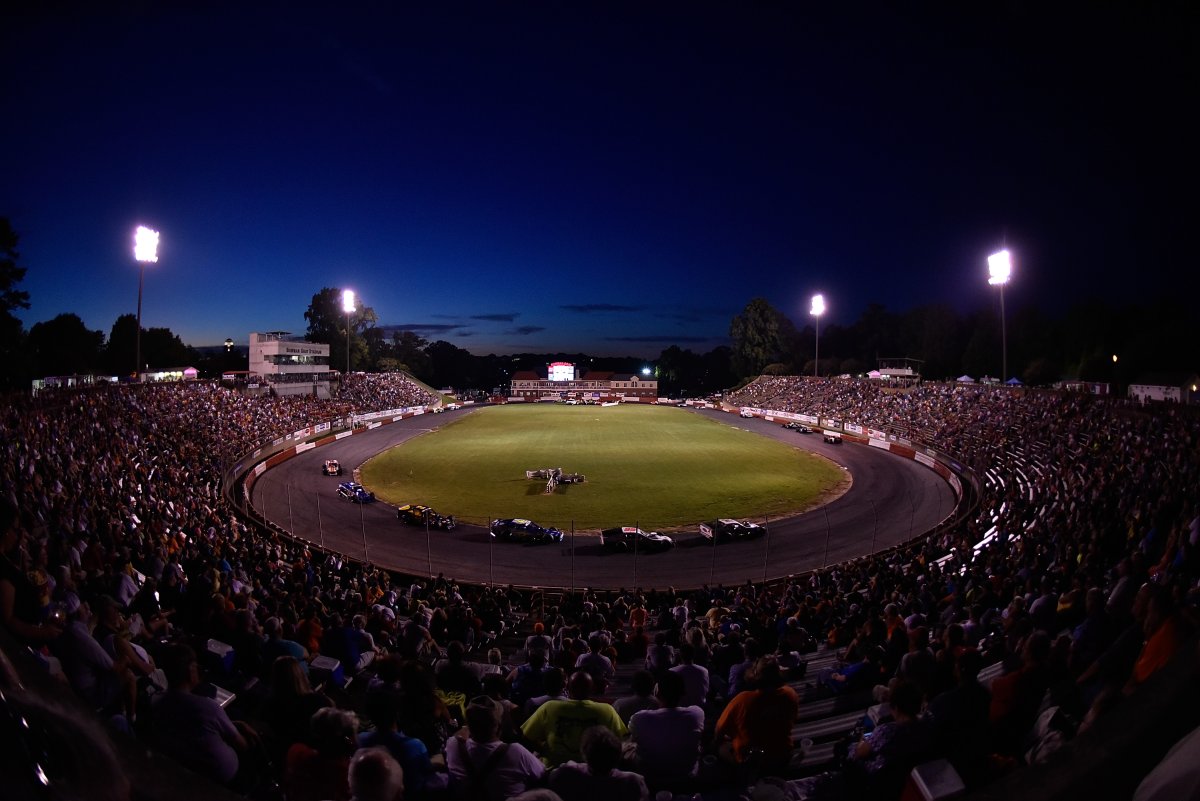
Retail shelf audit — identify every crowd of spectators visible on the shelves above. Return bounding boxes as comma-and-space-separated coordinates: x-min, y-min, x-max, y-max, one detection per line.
0, 375, 1198, 801
338, 373, 439, 413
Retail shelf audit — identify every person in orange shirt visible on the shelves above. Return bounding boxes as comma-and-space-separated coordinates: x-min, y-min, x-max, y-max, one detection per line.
713, 656, 799, 775
1126, 585, 1182, 692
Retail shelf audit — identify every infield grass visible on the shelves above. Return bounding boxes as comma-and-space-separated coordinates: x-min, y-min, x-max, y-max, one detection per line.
359, 404, 846, 531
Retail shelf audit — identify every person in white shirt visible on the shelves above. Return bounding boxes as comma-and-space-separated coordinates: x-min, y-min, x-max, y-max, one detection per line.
445, 695, 545, 801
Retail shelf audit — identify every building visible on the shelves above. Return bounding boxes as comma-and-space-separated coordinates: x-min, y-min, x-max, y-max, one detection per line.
509, 363, 658, 402
248, 332, 336, 397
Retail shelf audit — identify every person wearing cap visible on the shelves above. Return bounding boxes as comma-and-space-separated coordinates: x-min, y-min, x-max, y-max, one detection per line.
446, 694, 545, 801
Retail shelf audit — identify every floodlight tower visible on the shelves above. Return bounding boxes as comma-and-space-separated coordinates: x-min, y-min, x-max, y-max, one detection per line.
810, 293, 826, 378
133, 226, 160, 381
988, 249, 1012, 383
342, 289, 356, 375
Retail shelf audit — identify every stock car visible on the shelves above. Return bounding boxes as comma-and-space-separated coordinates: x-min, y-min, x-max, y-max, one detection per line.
699, 519, 766, 543
599, 526, 674, 553
322, 459, 343, 475
490, 518, 564, 544
783, 422, 814, 433
823, 431, 843, 444
396, 503, 456, 530
337, 481, 376, 503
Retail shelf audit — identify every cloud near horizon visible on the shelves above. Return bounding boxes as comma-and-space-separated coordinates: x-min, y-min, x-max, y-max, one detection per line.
471, 313, 521, 322
603, 334, 715, 344
561, 304, 646, 314
510, 325, 545, 335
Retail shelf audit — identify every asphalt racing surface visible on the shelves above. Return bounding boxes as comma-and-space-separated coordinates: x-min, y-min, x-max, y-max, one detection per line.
251, 406, 957, 590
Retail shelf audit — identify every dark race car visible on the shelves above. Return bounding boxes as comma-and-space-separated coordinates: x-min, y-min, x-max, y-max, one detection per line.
396, 503, 456, 530
490, 518, 564, 544
337, 481, 375, 503
322, 459, 343, 475
600, 526, 674, 553
783, 422, 814, 433
699, 518, 766, 544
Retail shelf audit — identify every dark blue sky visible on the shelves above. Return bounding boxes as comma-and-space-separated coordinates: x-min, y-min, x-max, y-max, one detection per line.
2, 4, 1192, 357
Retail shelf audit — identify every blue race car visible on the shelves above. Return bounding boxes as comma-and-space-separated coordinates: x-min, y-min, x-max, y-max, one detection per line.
337, 481, 376, 503
489, 518, 564, 544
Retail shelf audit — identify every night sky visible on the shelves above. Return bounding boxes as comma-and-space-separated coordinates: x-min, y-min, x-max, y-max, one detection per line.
2, 4, 1193, 358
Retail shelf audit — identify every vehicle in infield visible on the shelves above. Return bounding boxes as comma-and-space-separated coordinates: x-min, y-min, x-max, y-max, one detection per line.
490, 517, 564, 544
600, 526, 674, 553
699, 519, 766, 543
337, 481, 376, 503
396, 503, 456, 530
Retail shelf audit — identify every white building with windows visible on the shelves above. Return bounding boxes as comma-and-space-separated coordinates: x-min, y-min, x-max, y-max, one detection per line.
249, 332, 336, 397
509, 363, 658, 402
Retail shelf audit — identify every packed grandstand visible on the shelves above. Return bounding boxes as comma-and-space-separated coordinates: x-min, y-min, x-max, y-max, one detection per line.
0, 373, 1197, 801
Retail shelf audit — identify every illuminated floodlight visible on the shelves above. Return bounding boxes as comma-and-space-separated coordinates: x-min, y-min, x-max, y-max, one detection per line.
641, 367, 651, 376
133, 226, 160, 263
342, 289, 356, 313
810, 293, 826, 317
987, 249, 1012, 286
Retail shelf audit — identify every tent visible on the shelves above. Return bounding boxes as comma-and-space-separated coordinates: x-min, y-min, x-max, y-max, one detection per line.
1005, 377, 1024, 386
868, 370, 883, 379
956, 375, 974, 383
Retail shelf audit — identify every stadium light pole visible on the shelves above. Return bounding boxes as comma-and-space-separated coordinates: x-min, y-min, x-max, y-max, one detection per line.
988, 249, 1012, 383
342, 289, 356, 375
133, 226, 160, 380
810, 294, 826, 378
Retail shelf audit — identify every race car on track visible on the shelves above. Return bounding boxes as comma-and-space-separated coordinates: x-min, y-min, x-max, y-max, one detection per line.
699, 519, 766, 543
783, 422, 813, 433
600, 526, 674, 553
322, 459, 342, 475
396, 504, 456, 530
823, 431, 843, 444
490, 518, 564, 544
337, 481, 375, 503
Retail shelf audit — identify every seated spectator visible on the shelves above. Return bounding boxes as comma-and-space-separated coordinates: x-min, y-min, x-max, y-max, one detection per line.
926, 649, 992, 789
508, 649, 551, 710
263, 616, 310, 675
445, 695, 545, 801
574, 635, 615, 693
524, 622, 554, 660
547, 726, 649, 801
845, 679, 933, 798
521, 671, 627, 767
1124, 585, 1184, 693
727, 637, 763, 697
286, 707, 360, 801
613, 669, 659, 724
358, 689, 438, 799
397, 660, 459, 758
151, 643, 259, 787
820, 645, 885, 696
668, 642, 709, 709
53, 596, 134, 718
524, 667, 568, 719
627, 670, 704, 787
0, 501, 62, 646
989, 630, 1052, 756
438, 640, 483, 701
481, 672, 523, 743
348, 747, 406, 801
712, 657, 799, 776
643, 632, 675, 682
259, 655, 334, 761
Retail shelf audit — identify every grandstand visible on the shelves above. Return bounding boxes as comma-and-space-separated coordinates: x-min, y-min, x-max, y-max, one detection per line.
0, 375, 1197, 801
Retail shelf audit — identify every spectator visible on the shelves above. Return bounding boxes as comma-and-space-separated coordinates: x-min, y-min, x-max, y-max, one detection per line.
358, 690, 439, 800
438, 640, 484, 701
445, 694, 545, 801
348, 747, 405, 801
574, 635, 615, 693
613, 669, 659, 724
669, 642, 709, 709
524, 622, 554, 661
547, 726, 649, 801
643, 631, 675, 682
627, 669, 704, 787
524, 667, 568, 719
712, 657, 799, 776
521, 671, 627, 767
151, 643, 259, 787
285, 707, 360, 801
989, 630, 1052, 755
508, 649, 550, 710
259, 655, 334, 761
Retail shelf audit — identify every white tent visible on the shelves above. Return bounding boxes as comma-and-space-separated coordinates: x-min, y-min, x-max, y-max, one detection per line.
956, 375, 974, 383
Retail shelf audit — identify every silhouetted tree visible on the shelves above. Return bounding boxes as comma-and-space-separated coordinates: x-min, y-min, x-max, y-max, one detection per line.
27, 313, 104, 376
730, 298, 789, 378
0, 218, 31, 389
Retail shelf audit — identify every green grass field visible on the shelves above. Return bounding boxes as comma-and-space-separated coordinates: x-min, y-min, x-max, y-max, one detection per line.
359, 404, 846, 531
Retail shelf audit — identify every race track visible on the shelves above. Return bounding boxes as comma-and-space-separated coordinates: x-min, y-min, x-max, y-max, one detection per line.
251, 407, 957, 590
